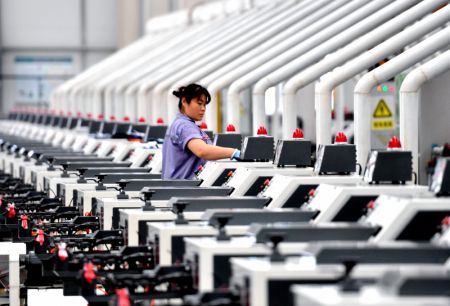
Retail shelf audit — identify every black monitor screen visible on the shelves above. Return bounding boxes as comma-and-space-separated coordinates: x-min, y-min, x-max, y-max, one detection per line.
102, 122, 116, 134
115, 123, 131, 134
80, 119, 90, 127
59, 117, 69, 128
37, 115, 44, 124
89, 120, 102, 133
44, 116, 52, 125
52, 116, 61, 127
68, 118, 79, 129
131, 124, 149, 134
147, 125, 167, 140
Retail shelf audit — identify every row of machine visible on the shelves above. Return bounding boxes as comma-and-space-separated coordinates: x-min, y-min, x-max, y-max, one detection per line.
0, 111, 450, 306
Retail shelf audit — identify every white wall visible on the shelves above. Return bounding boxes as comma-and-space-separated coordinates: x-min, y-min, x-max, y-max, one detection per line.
2, 0, 81, 48
0, 0, 118, 114
419, 69, 450, 184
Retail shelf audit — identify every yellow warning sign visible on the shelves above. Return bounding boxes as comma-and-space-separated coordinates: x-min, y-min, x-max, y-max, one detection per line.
373, 99, 392, 118
372, 119, 395, 130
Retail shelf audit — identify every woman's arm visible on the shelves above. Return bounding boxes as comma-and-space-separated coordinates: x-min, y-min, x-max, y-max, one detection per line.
187, 139, 235, 160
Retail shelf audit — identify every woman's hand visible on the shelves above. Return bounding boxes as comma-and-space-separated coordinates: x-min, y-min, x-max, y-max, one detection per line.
187, 139, 236, 161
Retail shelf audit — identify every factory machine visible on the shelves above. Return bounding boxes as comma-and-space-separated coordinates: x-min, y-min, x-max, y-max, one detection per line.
231, 257, 450, 306
119, 196, 272, 246
145, 208, 316, 264
183, 195, 450, 292
291, 268, 450, 306
1, 112, 449, 306
93, 187, 238, 230
0, 116, 166, 188
181, 157, 450, 305
143, 147, 425, 269
305, 184, 430, 223
199, 130, 314, 189
117, 135, 361, 246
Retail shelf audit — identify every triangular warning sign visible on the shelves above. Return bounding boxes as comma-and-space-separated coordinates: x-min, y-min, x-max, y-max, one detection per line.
373, 99, 392, 118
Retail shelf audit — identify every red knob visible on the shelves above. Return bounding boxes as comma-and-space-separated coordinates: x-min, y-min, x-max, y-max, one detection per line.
20, 215, 28, 229
199, 122, 208, 130
7, 203, 16, 219
366, 200, 376, 210
226, 124, 236, 132
257, 126, 268, 136
442, 216, 450, 226
110, 115, 116, 121
388, 136, 401, 149
58, 243, 69, 262
138, 117, 146, 123
35, 229, 45, 246
292, 128, 304, 139
116, 288, 130, 306
123, 116, 130, 122
156, 117, 164, 124
83, 262, 96, 284
97, 114, 104, 120
335, 132, 348, 143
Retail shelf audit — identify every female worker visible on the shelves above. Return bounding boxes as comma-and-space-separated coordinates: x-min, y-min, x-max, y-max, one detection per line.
162, 84, 240, 179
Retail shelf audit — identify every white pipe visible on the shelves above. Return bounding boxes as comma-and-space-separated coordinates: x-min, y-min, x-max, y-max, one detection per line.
136, 0, 295, 124
164, 0, 334, 131
125, 79, 149, 121
61, 0, 228, 116
399, 48, 450, 176
108, 5, 260, 120
282, 0, 448, 141
84, 29, 182, 118
110, 21, 222, 121
136, 3, 280, 123
199, 0, 359, 131
110, 9, 257, 122
224, 0, 400, 134
97, 22, 209, 119
251, 0, 420, 135
144, 0, 238, 33
153, 0, 303, 125
62, 32, 168, 115
315, 2, 450, 163
127, 6, 267, 123
66, 31, 172, 117
55, 6, 201, 114
354, 25, 450, 170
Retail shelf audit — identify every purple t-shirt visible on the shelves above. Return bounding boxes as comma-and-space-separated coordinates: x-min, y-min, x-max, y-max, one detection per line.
162, 113, 212, 179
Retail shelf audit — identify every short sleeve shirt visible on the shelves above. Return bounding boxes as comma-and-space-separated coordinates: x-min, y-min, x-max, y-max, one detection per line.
162, 113, 212, 179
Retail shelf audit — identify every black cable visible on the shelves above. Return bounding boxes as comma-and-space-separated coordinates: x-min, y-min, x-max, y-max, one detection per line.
48, 188, 57, 198
356, 163, 363, 175
412, 172, 418, 185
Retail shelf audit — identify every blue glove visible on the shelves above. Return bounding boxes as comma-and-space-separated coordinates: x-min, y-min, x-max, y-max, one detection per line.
231, 149, 241, 161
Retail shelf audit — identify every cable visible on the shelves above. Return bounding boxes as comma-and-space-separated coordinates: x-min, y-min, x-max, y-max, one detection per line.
412, 172, 418, 185
48, 188, 57, 198
356, 163, 363, 176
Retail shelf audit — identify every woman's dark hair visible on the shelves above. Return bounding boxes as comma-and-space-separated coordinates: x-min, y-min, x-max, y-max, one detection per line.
173, 84, 211, 111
